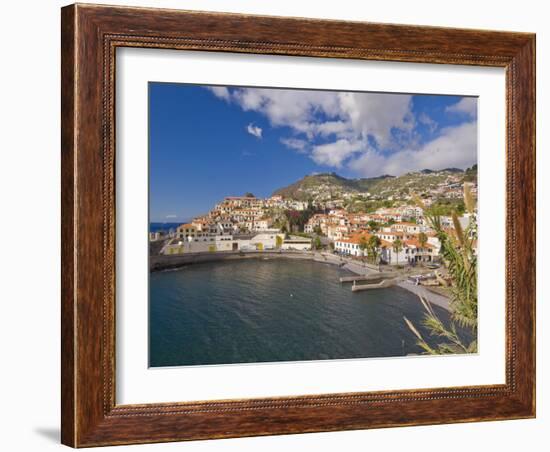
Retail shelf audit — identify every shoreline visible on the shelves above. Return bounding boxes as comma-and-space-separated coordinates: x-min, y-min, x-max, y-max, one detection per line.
150, 250, 450, 310
150, 250, 330, 271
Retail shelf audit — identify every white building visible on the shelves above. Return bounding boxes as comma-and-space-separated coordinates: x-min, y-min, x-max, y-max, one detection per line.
281, 236, 312, 251
149, 231, 162, 242
334, 232, 382, 257
399, 205, 424, 220
163, 234, 235, 254
287, 200, 309, 211
250, 217, 273, 231
327, 224, 350, 241
234, 233, 285, 251
390, 222, 422, 234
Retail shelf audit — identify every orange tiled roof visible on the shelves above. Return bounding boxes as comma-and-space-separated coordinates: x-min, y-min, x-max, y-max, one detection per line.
377, 231, 404, 237
338, 231, 372, 244
404, 238, 434, 249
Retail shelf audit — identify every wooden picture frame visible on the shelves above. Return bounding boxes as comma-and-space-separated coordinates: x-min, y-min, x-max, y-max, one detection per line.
61, 3, 535, 447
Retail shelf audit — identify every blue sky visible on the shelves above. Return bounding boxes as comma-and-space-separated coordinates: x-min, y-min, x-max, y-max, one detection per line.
149, 83, 477, 222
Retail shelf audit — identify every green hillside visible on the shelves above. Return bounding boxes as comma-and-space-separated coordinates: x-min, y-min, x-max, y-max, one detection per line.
272, 167, 477, 202
272, 172, 391, 200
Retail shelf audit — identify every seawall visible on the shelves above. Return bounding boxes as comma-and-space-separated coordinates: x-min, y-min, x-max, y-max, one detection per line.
151, 250, 334, 272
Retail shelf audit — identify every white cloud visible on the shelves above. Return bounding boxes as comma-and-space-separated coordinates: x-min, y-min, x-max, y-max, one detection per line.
313, 120, 350, 137
207, 86, 231, 101
349, 121, 477, 177
446, 97, 477, 117
165, 214, 177, 219
229, 89, 412, 149
280, 137, 308, 153
311, 139, 365, 168
338, 92, 413, 148
207, 86, 412, 145
246, 123, 263, 138
233, 89, 341, 129
205, 86, 478, 176
418, 112, 438, 133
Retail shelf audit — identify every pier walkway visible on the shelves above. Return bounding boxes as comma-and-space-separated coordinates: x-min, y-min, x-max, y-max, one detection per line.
351, 278, 400, 291
396, 282, 450, 310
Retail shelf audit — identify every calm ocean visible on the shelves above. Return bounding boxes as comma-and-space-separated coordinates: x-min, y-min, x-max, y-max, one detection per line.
149, 258, 468, 367
149, 222, 181, 233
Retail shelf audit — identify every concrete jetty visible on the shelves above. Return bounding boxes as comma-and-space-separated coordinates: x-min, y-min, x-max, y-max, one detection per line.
396, 281, 450, 310
351, 277, 400, 291
340, 272, 397, 283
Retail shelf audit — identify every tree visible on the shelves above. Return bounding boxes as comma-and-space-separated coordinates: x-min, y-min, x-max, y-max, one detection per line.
404, 186, 478, 354
314, 236, 322, 250
244, 192, 255, 198
367, 235, 381, 264
392, 238, 403, 266
284, 208, 315, 233
367, 220, 380, 232
358, 236, 368, 260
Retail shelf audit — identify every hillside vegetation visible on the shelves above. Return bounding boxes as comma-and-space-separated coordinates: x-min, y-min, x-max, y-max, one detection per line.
272, 167, 477, 202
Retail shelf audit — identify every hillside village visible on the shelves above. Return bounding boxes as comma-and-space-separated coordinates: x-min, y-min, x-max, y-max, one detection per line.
151, 166, 477, 267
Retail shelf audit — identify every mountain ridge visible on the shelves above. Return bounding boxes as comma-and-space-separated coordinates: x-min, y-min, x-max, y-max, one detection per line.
272, 167, 476, 201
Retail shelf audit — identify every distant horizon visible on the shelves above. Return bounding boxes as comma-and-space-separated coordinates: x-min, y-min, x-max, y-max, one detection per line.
149, 83, 477, 222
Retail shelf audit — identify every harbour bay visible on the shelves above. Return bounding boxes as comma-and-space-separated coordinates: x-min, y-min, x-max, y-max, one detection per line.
149, 259, 460, 367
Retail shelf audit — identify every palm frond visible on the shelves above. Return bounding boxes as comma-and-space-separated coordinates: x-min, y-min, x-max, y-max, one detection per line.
464, 183, 475, 213
403, 186, 478, 356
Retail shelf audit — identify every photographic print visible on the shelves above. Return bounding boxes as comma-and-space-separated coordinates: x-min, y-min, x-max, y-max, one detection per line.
148, 83, 478, 368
